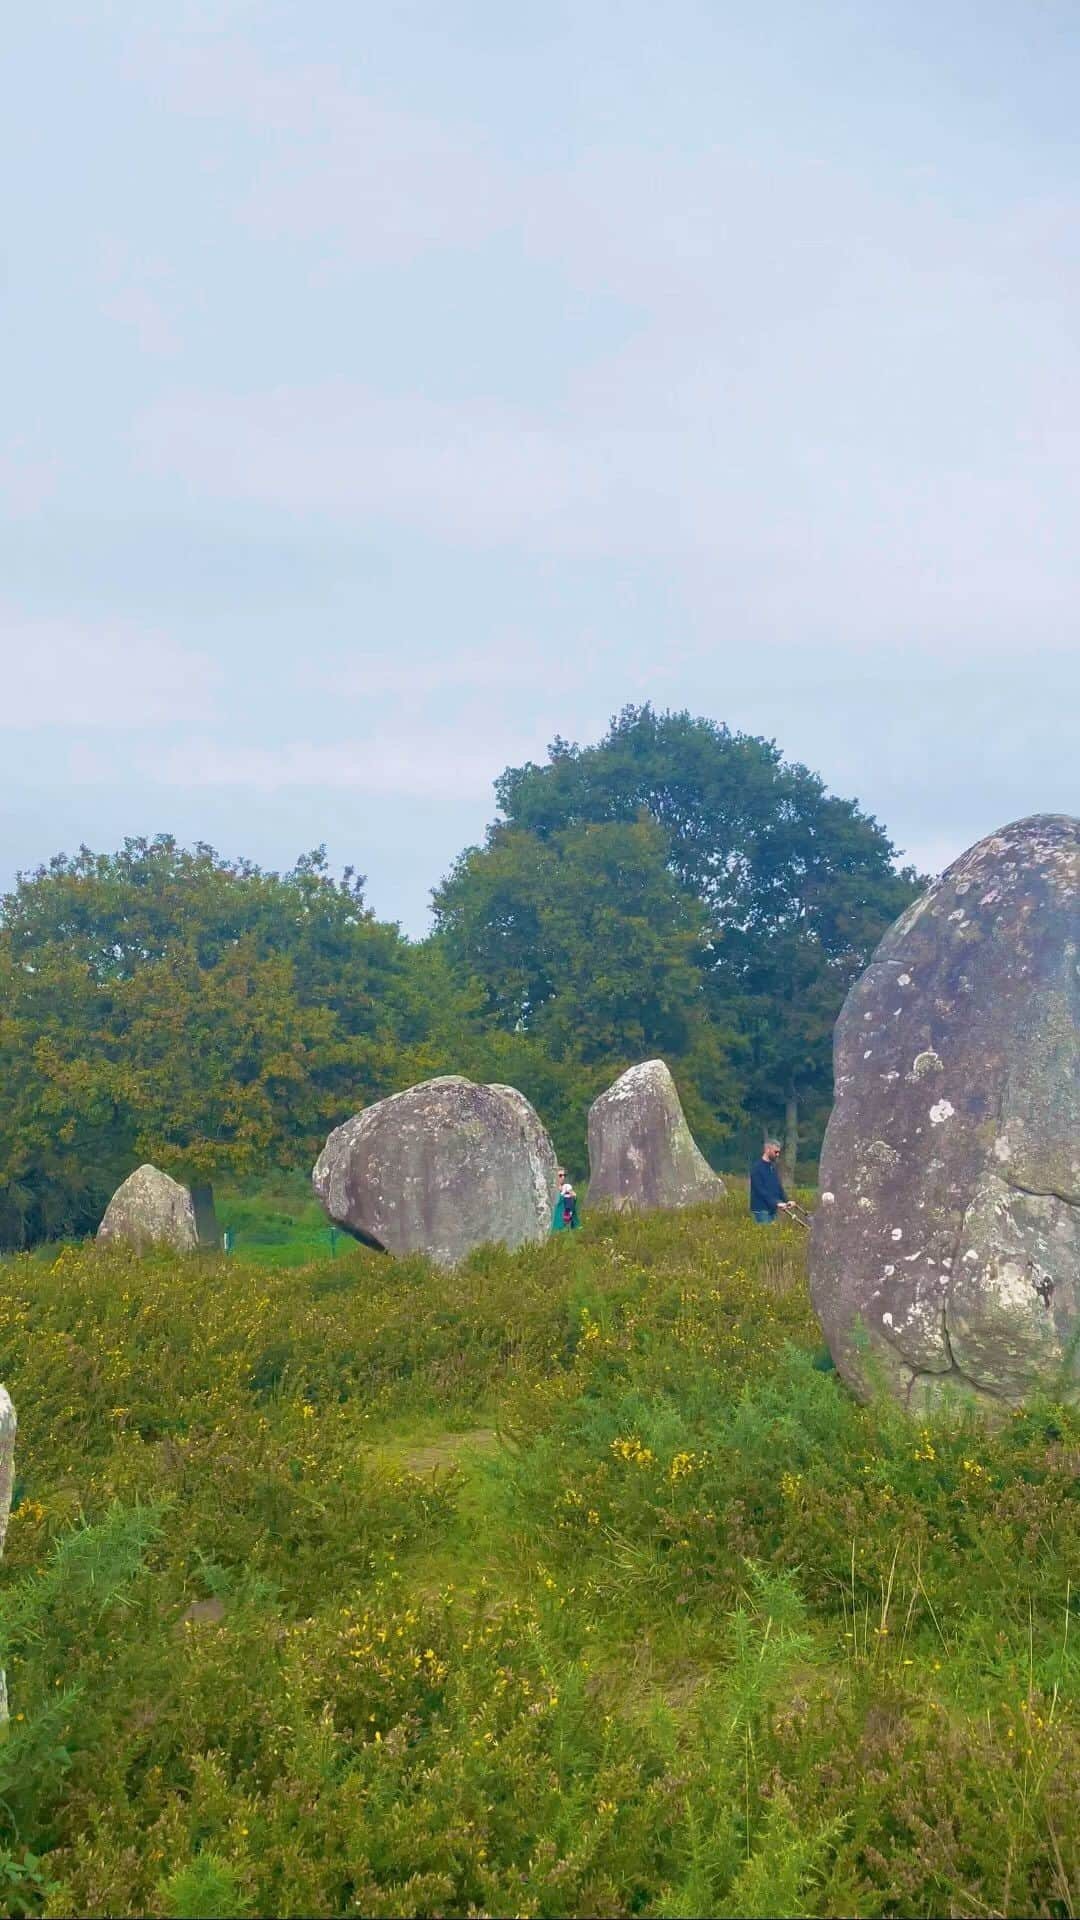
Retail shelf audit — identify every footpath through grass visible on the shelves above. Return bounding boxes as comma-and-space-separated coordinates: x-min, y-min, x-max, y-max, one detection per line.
0, 1199, 1079, 1916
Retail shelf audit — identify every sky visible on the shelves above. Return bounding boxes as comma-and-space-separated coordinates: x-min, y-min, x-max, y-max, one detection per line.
3, 0, 1077, 934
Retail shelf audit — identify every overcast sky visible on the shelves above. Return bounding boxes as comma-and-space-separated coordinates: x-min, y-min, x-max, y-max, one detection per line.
3, 1, 1077, 933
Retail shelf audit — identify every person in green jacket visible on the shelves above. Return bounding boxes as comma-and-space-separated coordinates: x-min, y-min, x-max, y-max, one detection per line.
551, 1181, 580, 1232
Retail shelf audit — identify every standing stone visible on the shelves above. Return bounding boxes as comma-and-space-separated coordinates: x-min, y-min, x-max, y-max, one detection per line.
810, 815, 1080, 1412
586, 1059, 725, 1213
97, 1164, 199, 1254
0, 1387, 15, 1725
312, 1076, 559, 1267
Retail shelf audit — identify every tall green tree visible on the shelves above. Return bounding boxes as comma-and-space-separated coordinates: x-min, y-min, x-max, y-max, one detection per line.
433, 813, 744, 1169
488, 706, 923, 1178
0, 838, 436, 1246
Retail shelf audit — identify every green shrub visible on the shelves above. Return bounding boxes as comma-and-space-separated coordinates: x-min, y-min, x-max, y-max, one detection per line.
0, 1198, 1076, 1915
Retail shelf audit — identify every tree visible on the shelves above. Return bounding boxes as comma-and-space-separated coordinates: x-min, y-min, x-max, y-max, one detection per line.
433, 813, 744, 1169
0, 839, 437, 1246
490, 706, 923, 1180
0, 940, 121, 1247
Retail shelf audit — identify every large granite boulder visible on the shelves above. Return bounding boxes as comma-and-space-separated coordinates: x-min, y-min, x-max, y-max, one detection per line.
810, 814, 1080, 1412
97, 1164, 200, 1253
0, 1386, 16, 1724
312, 1075, 559, 1267
586, 1059, 725, 1213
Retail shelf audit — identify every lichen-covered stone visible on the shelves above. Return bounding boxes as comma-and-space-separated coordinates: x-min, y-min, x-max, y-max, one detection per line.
97, 1164, 199, 1254
0, 1388, 15, 1562
312, 1075, 559, 1267
586, 1059, 725, 1213
810, 814, 1080, 1412
0, 1386, 16, 1725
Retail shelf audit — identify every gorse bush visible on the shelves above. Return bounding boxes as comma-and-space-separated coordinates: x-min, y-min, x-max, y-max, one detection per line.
0, 1198, 1078, 1915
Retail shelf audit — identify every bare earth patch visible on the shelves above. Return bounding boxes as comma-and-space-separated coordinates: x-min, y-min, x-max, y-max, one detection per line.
393, 1428, 500, 1474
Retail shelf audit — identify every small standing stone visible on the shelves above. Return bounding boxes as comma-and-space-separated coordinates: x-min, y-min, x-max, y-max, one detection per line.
97, 1164, 199, 1254
586, 1059, 726, 1213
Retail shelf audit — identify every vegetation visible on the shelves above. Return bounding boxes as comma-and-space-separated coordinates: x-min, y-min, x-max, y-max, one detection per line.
1, 1201, 1078, 1917
453, 705, 923, 1179
0, 708, 921, 1250
0, 843, 437, 1250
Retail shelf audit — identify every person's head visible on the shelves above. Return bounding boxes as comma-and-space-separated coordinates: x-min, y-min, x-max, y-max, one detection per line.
763, 1140, 782, 1163
561, 1182, 575, 1198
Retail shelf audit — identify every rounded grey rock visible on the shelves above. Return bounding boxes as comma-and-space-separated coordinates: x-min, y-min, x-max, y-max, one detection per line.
0, 1386, 13, 1723
97, 1164, 200, 1254
312, 1075, 559, 1267
810, 814, 1080, 1411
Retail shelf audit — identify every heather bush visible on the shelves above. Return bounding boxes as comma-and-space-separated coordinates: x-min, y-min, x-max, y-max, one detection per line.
0, 1196, 1077, 1916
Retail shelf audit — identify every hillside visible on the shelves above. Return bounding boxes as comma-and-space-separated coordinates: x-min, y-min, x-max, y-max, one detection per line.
0, 1199, 1077, 1916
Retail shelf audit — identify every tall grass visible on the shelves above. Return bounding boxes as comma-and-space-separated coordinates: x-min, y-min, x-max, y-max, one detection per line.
0, 1196, 1077, 1915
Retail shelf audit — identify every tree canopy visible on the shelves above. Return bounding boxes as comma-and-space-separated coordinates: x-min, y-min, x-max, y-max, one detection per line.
0, 713, 925, 1246
0, 839, 435, 1246
448, 706, 923, 1176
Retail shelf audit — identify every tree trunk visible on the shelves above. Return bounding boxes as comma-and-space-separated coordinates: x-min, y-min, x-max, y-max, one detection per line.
780, 1092, 798, 1193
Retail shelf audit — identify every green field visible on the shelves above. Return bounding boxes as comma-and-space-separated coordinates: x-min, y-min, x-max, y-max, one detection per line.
214, 1174, 354, 1268
0, 1198, 1078, 1917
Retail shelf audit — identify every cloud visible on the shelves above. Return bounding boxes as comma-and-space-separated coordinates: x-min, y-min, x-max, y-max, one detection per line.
0, 443, 63, 517
100, 280, 181, 359
134, 385, 659, 553
141, 729, 547, 800
123, 34, 1080, 634
319, 645, 550, 699
157, 44, 508, 265
0, 615, 219, 730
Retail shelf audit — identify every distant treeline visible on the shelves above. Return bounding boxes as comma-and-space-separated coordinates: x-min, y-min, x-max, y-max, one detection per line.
0, 705, 921, 1248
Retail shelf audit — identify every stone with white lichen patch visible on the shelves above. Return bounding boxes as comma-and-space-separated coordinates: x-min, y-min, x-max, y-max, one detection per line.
0, 1387, 13, 1724
312, 1076, 559, 1268
586, 1060, 725, 1214
97, 1164, 203, 1254
809, 814, 1080, 1413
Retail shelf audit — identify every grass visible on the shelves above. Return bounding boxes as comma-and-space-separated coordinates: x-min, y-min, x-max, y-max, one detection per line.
0, 1194, 1078, 1916
213, 1171, 348, 1267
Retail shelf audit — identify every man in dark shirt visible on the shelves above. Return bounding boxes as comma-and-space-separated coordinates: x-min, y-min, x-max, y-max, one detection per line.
749, 1140, 791, 1224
